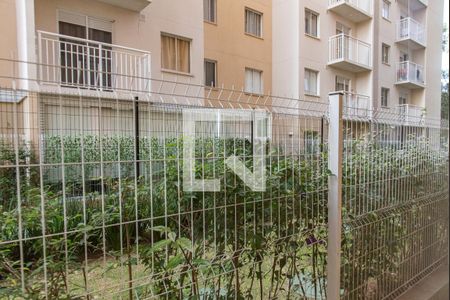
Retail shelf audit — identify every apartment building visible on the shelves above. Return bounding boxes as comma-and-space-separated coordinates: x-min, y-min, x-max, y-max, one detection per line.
1, 0, 204, 88
0, 0, 204, 143
203, 0, 272, 95
273, 0, 444, 122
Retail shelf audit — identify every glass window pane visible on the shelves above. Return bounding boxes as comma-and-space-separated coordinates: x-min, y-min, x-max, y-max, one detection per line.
205, 60, 216, 87
177, 38, 190, 73
161, 35, 176, 70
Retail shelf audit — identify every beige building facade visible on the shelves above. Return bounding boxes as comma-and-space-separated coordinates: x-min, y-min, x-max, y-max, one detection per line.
203, 0, 272, 95
0, 0, 205, 91
273, 0, 444, 121
0, 0, 204, 143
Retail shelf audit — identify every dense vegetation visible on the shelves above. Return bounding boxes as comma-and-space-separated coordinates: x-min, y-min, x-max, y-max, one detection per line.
0, 133, 447, 299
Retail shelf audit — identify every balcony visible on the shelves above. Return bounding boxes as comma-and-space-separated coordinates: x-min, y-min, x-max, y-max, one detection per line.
328, 0, 372, 23
396, 17, 426, 49
37, 31, 151, 95
397, 104, 425, 125
398, 0, 427, 10
328, 34, 372, 72
96, 0, 151, 12
341, 92, 371, 119
395, 61, 425, 89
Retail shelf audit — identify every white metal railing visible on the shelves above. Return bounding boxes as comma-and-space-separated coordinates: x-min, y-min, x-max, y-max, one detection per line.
37, 31, 151, 92
328, 0, 372, 16
341, 91, 371, 118
328, 34, 372, 68
396, 61, 425, 85
397, 104, 426, 123
397, 17, 426, 46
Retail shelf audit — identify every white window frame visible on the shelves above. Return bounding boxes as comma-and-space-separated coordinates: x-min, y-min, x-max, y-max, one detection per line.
161, 33, 192, 74
305, 9, 319, 38
204, 0, 216, 23
304, 68, 319, 96
57, 10, 113, 40
245, 67, 263, 95
381, 87, 389, 107
245, 8, 263, 38
382, 0, 390, 20
382, 43, 390, 65
335, 76, 351, 92
399, 94, 407, 105
204, 59, 217, 87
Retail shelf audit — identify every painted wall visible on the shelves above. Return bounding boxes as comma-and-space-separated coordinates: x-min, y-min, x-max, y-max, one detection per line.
34, 0, 204, 88
272, 0, 374, 104
204, 0, 272, 94
0, 0, 18, 89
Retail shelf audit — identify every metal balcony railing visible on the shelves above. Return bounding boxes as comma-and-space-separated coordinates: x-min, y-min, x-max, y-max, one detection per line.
37, 30, 151, 93
328, 0, 372, 16
328, 34, 372, 68
397, 104, 426, 123
341, 91, 371, 118
396, 61, 425, 86
397, 17, 426, 46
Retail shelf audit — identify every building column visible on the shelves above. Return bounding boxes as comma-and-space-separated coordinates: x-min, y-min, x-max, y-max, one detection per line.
16, 0, 37, 144
16, 0, 37, 90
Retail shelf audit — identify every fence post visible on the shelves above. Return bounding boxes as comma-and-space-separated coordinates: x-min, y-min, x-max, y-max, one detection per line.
327, 92, 343, 300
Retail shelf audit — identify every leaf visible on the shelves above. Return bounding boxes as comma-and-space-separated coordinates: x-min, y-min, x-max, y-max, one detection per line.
193, 258, 211, 267
166, 254, 184, 270
177, 237, 193, 252
147, 239, 171, 253
168, 232, 177, 242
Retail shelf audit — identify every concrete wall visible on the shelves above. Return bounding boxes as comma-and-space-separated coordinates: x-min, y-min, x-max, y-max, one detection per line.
204, 0, 272, 94
272, 0, 443, 120
0, 0, 18, 88
34, 0, 204, 86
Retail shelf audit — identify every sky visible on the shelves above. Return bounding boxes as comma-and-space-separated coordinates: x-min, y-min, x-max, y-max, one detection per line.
443, 0, 449, 71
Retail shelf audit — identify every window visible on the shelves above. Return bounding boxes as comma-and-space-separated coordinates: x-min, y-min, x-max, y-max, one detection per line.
58, 11, 113, 88
305, 9, 319, 37
382, 1, 390, 20
245, 68, 263, 94
204, 0, 216, 23
304, 68, 319, 96
336, 22, 350, 35
381, 87, 389, 107
304, 131, 320, 154
399, 95, 407, 105
335, 76, 350, 92
204, 59, 217, 87
382, 43, 390, 64
245, 8, 263, 37
161, 34, 191, 73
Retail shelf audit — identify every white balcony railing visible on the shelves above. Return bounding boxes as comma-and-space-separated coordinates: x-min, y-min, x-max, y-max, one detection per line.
341, 92, 371, 118
328, 34, 372, 68
397, 104, 425, 123
396, 61, 425, 86
37, 31, 151, 93
397, 17, 426, 46
328, 0, 372, 16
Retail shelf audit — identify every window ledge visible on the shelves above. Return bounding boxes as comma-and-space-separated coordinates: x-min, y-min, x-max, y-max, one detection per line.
204, 20, 217, 26
382, 17, 391, 23
244, 92, 265, 97
305, 33, 320, 41
305, 93, 320, 98
161, 69, 194, 77
382, 62, 391, 67
205, 86, 219, 91
245, 32, 264, 40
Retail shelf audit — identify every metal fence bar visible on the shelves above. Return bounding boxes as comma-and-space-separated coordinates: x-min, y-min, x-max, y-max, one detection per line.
327, 92, 344, 300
